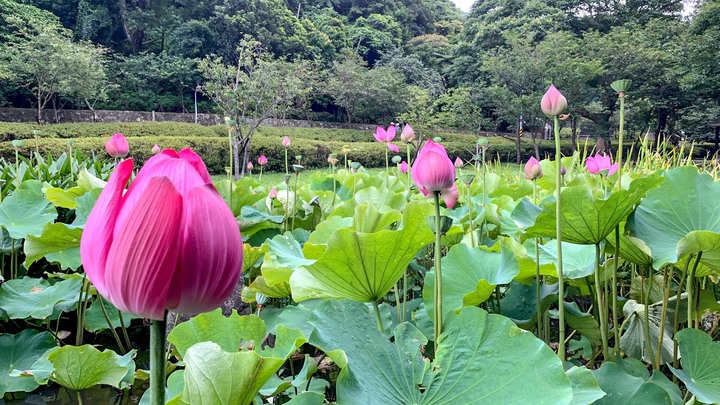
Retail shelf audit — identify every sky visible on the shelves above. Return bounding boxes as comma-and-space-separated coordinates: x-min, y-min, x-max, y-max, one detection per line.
451, 0, 473, 13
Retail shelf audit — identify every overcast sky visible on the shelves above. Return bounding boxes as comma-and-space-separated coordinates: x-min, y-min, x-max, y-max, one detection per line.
451, 0, 473, 13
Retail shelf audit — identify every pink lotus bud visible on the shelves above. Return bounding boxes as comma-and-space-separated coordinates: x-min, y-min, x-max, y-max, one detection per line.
105, 133, 129, 158
411, 139, 458, 208
561, 166, 567, 176
327, 156, 338, 165
454, 157, 463, 168
400, 161, 408, 173
541, 84, 568, 118
152, 144, 161, 154
282, 136, 291, 148
247, 162, 254, 170
387, 143, 399, 153
258, 155, 268, 166
80, 149, 242, 320
524, 157, 543, 180
586, 153, 618, 176
401, 124, 415, 142
269, 187, 278, 199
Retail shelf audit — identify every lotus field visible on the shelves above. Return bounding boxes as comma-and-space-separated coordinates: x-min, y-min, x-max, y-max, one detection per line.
3, 86, 720, 405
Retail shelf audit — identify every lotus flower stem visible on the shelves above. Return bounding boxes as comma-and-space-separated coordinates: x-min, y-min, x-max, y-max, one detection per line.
687, 252, 703, 329
533, 179, 543, 342
401, 271, 407, 324
672, 260, 690, 373
75, 275, 91, 346
291, 172, 299, 232
617, 92, 625, 190
612, 228, 620, 354
97, 295, 126, 353
150, 317, 167, 405
644, 266, 658, 370
285, 149, 289, 175
433, 191, 443, 342
385, 148, 390, 184
117, 309, 132, 352
394, 281, 402, 323
656, 266, 674, 367
259, 166, 263, 182
594, 243, 609, 359
406, 144, 412, 194
467, 183, 476, 248
553, 115, 566, 360
372, 301, 384, 333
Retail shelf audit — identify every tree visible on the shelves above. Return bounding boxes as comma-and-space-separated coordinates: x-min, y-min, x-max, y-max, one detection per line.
199, 36, 302, 178
326, 53, 370, 123
0, 13, 109, 123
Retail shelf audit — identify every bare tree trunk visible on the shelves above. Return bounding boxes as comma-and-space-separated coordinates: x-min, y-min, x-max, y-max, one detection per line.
233, 141, 240, 181
515, 136, 521, 164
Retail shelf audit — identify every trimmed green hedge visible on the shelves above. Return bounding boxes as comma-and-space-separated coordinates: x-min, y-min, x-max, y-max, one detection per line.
0, 122, 223, 141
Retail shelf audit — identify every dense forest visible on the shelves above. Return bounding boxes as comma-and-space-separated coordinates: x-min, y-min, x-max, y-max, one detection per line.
0, 0, 719, 145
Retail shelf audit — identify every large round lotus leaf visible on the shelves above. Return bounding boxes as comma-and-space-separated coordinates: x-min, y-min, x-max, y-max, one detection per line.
23, 223, 83, 270
593, 357, 682, 405
0, 181, 58, 239
527, 175, 661, 244
47, 345, 131, 391
308, 299, 573, 405
0, 277, 82, 320
670, 329, 720, 404
0, 330, 56, 396
629, 166, 720, 273
290, 200, 434, 302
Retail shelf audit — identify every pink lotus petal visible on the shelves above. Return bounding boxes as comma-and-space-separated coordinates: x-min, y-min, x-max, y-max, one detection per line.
608, 163, 619, 176
80, 159, 135, 298
524, 156, 542, 179
178, 148, 213, 185
103, 176, 183, 320
386, 125, 396, 142
373, 127, 387, 143
540, 85, 568, 117
400, 161, 408, 173
586, 156, 600, 175
442, 183, 459, 208
167, 185, 243, 314
387, 143, 399, 153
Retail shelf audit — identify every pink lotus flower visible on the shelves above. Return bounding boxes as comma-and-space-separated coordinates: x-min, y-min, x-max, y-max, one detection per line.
541, 85, 568, 118
412, 139, 458, 208
80, 149, 242, 320
105, 133, 129, 158
151, 144, 161, 154
454, 157, 463, 168
401, 124, 415, 142
525, 156, 543, 180
387, 143, 399, 153
373, 126, 396, 143
282, 136, 291, 148
400, 161, 408, 173
258, 155, 268, 166
269, 187, 278, 199
586, 154, 618, 176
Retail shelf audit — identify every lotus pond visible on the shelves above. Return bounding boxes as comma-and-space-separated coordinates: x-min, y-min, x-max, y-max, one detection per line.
1, 126, 720, 405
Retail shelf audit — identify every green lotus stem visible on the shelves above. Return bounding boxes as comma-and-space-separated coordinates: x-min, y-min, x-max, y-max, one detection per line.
467, 183, 476, 248
385, 148, 389, 184
77, 391, 83, 405
372, 301, 384, 333
97, 295, 126, 353
259, 166, 263, 182
612, 228, 620, 354
291, 172, 299, 232
150, 317, 167, 405
406, 143, 412, 194
594, 243, 608, 359
68, 144, 74, 182
76, 275, 91, 346
394, 280, 402, 323
645, 266, 658, 370
617, 92, 625, 190
14, 149, 19, 187
227, 127, 233, 208
687, 251, 703, 329
117, 309, 132, 352
656, 266, 674, 368
553, 115, 566, 360
331, 169, 337, 207
285, 148, 289, 175
433, 191, 443, 343
533, 179, 543, 342
481, 146, 488, 242
401, 270, 407, 324
672, 259, 691, 373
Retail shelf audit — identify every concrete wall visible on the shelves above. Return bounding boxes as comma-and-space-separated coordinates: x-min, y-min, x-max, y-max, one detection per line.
0, 107, 375, 131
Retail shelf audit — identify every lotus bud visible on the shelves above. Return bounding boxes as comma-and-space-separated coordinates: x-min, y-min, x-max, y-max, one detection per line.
105, 133, 129, 158
540, 85, 568, 118
269, 187, 278, 199
247, 162, 253, 170
400, 124, 415, 142
282, 136, 291, 148
258, 155, 268, 166
400, 161, 408, 173
524, 157, 543, 180
412, 139, 458, 208
454, 157, 463, 168
152, 144, 161, 154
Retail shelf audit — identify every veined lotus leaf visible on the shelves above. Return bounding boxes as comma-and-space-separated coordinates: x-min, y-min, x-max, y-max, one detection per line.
0, 330, 56, 396
167, 309, 305, 359
307, 216, 352, 245
628, 166, 720, 273
45, 345, 131, 391
331, 186, 406, 218
527, 175, 662, 244
261, 232, 314, 287
0, 181, 59, 239
670, 328, 720, 404
593, 357, 682, 405
537, 239, 597, 280
620, 299, 675, 365
242, 243, 265, 273
83, 297, 141, 333
249, 276, 292, 298
423, 243, 519, 316
0, 277, 81, 320
290, 200, 434, 302
536, 155, 580, 191
308, 300, 573, 405
23, 223, 83, 270
499, 280, 558, 329
566, 366, 606, 405
352, 204, 402, 233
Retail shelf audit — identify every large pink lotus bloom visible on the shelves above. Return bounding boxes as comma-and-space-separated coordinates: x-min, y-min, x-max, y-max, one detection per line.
373, 126, 396, 143
258, 155, 268, 166
586, 154, 618, 176
387, 143, 399, 153
412, 139, 458, 208
105, 133, 129, 158
400, 124, 415, 142
541, 85, 568, 118
282, 136, 291, 148
525, 156, 543, 180
400, 161, 408, 173
80, 149, 242, 320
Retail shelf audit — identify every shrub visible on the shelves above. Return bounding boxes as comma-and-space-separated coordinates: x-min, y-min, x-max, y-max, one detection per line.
0, 122, 223, 141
